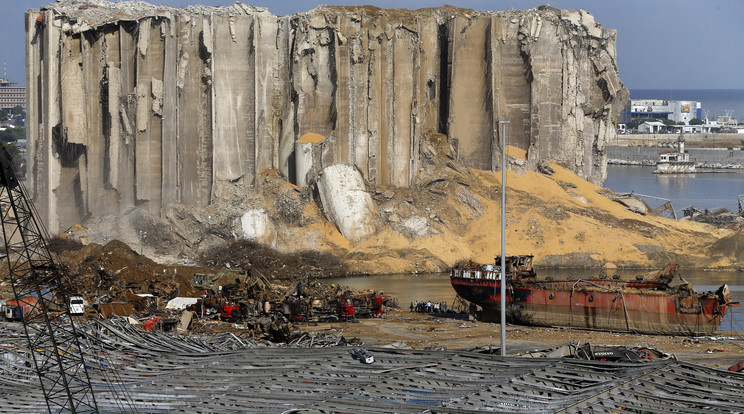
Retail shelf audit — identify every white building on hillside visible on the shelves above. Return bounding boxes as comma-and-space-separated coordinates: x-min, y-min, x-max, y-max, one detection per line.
637, 121, 666, 133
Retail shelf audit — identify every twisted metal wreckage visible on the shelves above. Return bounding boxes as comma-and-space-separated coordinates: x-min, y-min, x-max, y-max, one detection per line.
0, 318, 743, 413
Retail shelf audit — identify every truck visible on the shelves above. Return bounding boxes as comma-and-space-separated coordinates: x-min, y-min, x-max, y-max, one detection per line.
2, 296, 39, 321
68, 295, 85, 315
1, 293, 84, 320
220, 302, 242, 321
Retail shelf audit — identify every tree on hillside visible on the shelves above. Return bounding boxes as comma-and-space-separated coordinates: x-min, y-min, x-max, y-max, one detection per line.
0, 126, 24, 143
9, 106, 24, 118
689, 118, 704, 125
0, 141, 25, 177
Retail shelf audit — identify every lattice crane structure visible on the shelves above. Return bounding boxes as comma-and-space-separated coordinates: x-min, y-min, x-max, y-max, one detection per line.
0, 146, 98, 413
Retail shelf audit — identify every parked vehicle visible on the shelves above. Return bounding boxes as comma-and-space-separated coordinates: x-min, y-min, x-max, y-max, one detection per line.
68, 295, 85, 315
2, 296, 39, 321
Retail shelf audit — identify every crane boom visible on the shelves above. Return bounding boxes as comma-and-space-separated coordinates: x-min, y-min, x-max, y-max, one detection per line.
0, 145, 98, 413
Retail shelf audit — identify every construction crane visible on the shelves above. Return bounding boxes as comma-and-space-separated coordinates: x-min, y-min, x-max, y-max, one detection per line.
0, 145, 98, 413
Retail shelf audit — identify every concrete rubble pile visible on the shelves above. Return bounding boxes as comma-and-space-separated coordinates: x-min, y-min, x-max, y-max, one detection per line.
25, 1, 628, 252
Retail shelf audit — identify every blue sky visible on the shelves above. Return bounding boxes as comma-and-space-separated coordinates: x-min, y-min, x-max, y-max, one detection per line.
1, 0, 743, 89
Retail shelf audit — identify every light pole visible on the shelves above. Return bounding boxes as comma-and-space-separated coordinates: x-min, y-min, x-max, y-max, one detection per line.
499, 120, 510, 356
139, 230, 147, 254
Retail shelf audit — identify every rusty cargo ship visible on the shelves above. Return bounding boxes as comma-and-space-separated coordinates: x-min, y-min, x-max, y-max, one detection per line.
450, 256, 738, 336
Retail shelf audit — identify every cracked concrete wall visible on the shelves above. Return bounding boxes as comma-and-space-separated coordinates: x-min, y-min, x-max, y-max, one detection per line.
26, 2, 627, 232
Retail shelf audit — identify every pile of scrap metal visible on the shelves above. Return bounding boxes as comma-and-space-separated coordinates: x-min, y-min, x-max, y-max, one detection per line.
129, 273, 395, 342
0, 268, 397, 344
190, 273, 397, 322
516, 341, 671, 362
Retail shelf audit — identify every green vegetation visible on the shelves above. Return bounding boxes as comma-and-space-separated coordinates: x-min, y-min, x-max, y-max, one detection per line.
689, 118, 704, 125
0, 126, 24, 143
0, 141, 25, 177
0, 106, 25, 121
0, 105, 26, 146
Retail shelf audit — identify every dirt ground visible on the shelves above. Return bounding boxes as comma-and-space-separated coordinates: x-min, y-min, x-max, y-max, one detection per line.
300, 309, 744, 370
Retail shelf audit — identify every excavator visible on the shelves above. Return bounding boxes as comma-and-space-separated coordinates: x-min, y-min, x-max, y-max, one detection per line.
0, 145, 99, 413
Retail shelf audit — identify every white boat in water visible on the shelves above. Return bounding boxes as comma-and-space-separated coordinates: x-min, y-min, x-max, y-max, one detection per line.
655, 133, 695, 173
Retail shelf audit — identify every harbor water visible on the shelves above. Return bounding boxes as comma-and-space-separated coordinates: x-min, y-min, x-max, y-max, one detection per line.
611, 88, 744, 212
604, 165, 744, 215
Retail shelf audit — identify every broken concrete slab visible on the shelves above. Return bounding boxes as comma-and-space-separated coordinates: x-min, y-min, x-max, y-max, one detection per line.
239, 209, 277, 247
179, 310, 195, 331
316, 164, 377, 242
165, 297, 200, 311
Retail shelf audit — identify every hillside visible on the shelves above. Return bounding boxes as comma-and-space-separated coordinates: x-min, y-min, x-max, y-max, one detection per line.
331, 144, 734, 272
75, 135, 736, 274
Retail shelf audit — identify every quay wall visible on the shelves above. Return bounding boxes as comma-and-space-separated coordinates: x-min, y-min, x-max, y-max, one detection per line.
613, 133, 743, 146
606, 146, 744, 168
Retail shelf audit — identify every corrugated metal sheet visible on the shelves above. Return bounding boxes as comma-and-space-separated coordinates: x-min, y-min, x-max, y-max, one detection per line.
0, 318, 741, 412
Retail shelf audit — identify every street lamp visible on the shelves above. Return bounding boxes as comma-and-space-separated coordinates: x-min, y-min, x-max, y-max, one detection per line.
498, 120, 510, 356
139, 230, 147, 254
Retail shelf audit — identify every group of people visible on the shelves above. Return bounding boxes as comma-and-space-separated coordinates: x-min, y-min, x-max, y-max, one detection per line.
410, 300, 448, 313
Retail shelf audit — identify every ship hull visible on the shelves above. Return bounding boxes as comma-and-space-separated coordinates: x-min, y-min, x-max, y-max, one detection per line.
655, 161, 696, 174
451, 275, 730, 336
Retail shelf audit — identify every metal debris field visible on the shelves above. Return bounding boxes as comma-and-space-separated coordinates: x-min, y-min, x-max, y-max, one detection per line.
0, 318, 742, 413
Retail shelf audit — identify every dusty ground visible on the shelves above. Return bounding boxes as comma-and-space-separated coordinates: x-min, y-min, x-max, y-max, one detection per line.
300, 309, 744, 370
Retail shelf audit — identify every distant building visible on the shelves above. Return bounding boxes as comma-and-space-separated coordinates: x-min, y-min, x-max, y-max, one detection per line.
716, 115, 739, 126
637, 121, 667, 133
620, 99, 702, 125
0, 78, 26, 110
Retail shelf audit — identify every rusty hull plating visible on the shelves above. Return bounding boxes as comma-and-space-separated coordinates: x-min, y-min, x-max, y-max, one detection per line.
450, 256, 737, 336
